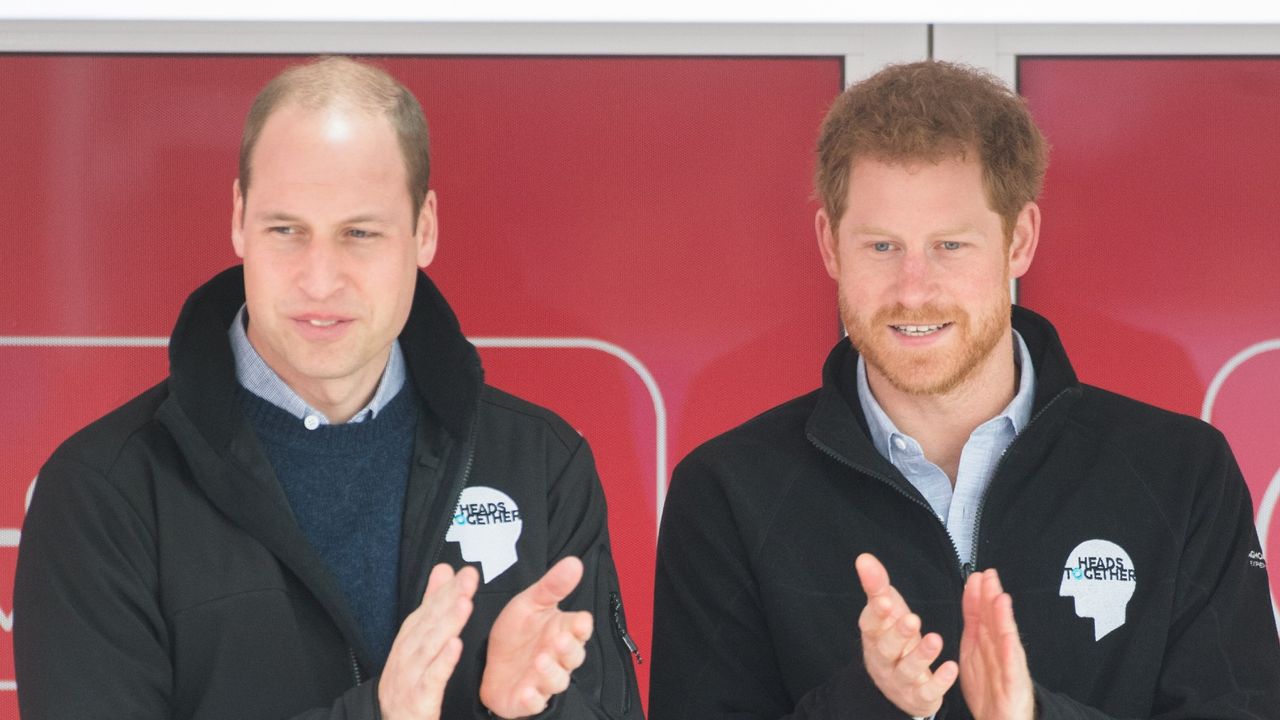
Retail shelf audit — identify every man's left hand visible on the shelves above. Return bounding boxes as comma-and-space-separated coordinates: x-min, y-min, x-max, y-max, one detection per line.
480, 556, 593, 719
959, 568, 1035, 720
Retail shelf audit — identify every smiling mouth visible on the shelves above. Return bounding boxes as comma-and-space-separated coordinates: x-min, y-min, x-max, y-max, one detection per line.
307, 319, 339, 327
890, 322, 952, 337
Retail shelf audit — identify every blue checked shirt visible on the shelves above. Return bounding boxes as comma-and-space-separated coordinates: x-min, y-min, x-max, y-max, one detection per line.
228, 304, 406, 429
856, 331, 1035, 568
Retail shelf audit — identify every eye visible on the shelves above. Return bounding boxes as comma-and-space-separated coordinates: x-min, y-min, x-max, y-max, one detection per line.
267, 226, 296, 236
347, 228, 379, 240
940, 240, 962, 251
872, 241, 893, 253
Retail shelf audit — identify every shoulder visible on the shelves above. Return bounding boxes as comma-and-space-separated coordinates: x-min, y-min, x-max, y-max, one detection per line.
31, 380, 176, 534
680, 390, 820, 471
477, 384, 583, 454
1073, 384, 1226, 448
45, 381, 176, 480
1068, 384, 1234, 490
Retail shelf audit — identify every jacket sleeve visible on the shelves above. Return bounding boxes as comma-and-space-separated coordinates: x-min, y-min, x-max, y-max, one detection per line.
16, 455, 173, 718
15, 454, 382, 720
533, 435, 643, 720
1030, 431, 1280, 720
650, 451, 909, 720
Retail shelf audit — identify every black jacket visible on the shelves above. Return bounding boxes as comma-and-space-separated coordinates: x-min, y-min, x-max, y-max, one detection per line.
651, 306, 1280, 720
15, 267, 642, 720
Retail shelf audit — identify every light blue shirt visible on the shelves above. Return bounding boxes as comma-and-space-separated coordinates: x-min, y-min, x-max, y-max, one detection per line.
228, 304, 407, 429
856, 331, 1036, 568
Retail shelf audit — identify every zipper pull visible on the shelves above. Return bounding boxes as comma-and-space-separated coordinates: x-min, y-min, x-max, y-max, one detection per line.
961, 562, 974, 579
610, 592, 643, 664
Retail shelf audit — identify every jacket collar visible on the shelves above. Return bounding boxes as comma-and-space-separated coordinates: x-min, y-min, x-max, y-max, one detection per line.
806, 305, 1082, 475
166, 265, 484, 452
159, 265, 483, 669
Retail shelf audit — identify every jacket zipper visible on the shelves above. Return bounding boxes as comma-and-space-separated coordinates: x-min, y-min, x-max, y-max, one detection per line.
808, 433, 967, 579
427, 398, 482, 571
348, 646, 364, 686
966, 388, 1071, 574
609, 591, 640, 714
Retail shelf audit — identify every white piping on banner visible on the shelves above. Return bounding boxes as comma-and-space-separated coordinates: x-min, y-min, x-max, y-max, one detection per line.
0, 336, 169, 347
470, 336, 669, 522
0, 335, 670, 526
1201, 338, 1280, 634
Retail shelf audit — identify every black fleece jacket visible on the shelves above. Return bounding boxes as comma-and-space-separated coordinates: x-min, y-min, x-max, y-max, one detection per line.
15, 266, 642, 720
651, 306, 1280, 720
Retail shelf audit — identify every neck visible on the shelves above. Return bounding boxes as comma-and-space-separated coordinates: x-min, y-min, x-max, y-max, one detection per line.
867, 331, 1017, 482
289, 359, 387, 424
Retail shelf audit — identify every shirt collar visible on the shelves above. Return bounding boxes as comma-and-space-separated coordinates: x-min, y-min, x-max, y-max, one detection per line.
228, 304, 406, 427
855, 329, 1037, 463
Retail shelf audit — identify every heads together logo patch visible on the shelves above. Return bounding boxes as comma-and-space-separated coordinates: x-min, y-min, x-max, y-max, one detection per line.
1059, 539, 1137, 641
446, 486, 522, 583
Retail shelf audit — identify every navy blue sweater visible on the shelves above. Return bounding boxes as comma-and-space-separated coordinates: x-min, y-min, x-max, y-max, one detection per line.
240, 386, 417, 667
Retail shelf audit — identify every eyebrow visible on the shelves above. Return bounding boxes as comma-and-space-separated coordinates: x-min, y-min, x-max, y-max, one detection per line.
846, 223, 982, 239
929, 224, 982, 238
253, 212, 390, 225
847, 224, 899, 239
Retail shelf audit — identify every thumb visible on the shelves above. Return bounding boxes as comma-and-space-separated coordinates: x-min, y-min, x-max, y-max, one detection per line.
522, 556, 584, 609
855, 553, 891, 598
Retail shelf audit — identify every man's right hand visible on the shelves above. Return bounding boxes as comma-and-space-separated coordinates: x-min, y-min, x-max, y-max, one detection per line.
378, 563, 480, 720
855, 553, 958, 717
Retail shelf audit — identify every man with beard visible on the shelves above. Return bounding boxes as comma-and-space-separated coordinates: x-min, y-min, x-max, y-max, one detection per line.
649, 61, 1280, 719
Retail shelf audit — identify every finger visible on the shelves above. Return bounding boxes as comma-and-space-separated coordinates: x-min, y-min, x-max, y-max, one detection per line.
522, 557, 585, 610
870, 610, 925, 664
919, 659, 959, 703
408, 592, 474, 666
407, 565, 472, 635
454, 565, 480, 597
855, 553, 891, 598
994, 591, 1028, 685
424, 563, 456, 597
516, 685, 549, 717
962, 569, 985, 628
566, 610, 593, 643
550, 626, 589, 671
978, 571, 1006, 659
858, 582, 910, 637
414, 636, 463, 717
891, 629, 944, 686
533, 651, 573, 696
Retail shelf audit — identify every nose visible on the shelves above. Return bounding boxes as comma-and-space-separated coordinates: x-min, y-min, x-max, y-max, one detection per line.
893, 247, 937, 308
298, 235, 345, 300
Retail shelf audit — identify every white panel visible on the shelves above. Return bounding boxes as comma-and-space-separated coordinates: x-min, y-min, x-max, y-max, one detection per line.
935, 24, 1280, 85
0, 20, 926, 63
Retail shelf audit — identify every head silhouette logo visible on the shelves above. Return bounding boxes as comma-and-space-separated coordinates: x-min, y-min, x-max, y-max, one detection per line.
1059, 539, 1137, 641
445, 486, 522, 583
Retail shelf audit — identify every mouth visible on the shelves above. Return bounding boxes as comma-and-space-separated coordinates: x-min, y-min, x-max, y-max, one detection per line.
292, 314, 354, 334
890, 322, 953, 337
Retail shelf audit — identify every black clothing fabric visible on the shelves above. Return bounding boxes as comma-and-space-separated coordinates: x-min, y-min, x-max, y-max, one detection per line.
651, 306, 1280, 720
15, 266, 642, 720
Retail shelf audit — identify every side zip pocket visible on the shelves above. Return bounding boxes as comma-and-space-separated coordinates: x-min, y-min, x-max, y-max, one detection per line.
609, 591, 641, 715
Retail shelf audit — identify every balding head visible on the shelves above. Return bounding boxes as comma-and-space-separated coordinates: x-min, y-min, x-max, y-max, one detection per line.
238, 56, 431, 223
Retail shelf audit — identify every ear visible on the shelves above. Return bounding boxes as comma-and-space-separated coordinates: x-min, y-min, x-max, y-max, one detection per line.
1007, 201, 1040, 280
231, 179, 246, 259
415, 190, 439, 269
816, 208, 841, 281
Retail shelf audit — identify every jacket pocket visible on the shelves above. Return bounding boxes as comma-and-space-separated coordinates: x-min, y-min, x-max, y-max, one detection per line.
608, 590, 641, 715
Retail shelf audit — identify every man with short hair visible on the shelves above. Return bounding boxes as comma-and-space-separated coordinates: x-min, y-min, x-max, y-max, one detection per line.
650, 60, 1280, 719
15, 56, 642, 720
